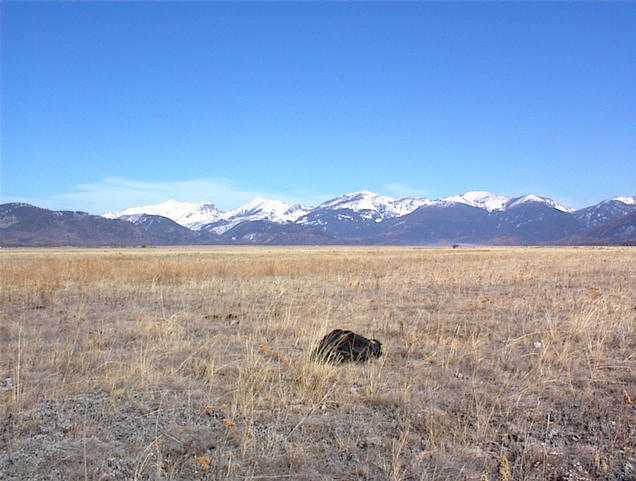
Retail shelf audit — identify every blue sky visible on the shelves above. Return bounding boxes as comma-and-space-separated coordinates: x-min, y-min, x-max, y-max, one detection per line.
2, 2, 635, 213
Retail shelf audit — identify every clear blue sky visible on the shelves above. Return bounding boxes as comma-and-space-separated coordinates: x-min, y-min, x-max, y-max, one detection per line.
2, 1, 635, 213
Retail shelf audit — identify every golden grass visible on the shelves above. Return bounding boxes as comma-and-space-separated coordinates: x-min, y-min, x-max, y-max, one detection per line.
0, 246, 634, 480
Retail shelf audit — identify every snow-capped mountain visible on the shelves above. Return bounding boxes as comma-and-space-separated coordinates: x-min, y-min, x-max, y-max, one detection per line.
103, 200, 221, 230
219, 198, 311, 224
440, 191, 510, 212
104, 190, 576, 231
574, 196, 636, 228
506, 194, 571, 213
103, 198, 311, 234
199, 198, 312, 235
611, 195, 636, 205
312, 190, 434, 220
438, 191, 573, 213
7, 191, 636, 246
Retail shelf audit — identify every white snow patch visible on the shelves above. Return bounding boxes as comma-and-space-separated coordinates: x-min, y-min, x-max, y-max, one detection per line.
103, 200, 221, 230
104, 198, 312, 231
318, 191, 432, 219
218, 197, 311, 224
118, 213, 145, 223
441, 191, 510, 212
612, 195, 636, 205
507, 194, 571, 212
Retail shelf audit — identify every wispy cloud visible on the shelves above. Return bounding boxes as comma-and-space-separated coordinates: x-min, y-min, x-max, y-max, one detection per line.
384, 183, 432, 199
4, 177, 332, 214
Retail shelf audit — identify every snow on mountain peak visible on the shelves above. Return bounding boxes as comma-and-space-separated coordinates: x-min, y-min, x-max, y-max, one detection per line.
507, 194, 571, 212
220, 198, 311, 223
104, 197, 314, 233
612, 195, 636, 205
320, 191, 379, 208
441, 191, 510, 212
318, 191, 431, 219
103, 200, 221, 229
103, 189, 581, 234
195, 198, 313, 235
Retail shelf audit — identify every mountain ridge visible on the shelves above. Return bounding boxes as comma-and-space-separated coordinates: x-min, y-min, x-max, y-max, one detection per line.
2, 192, 635, 246
103, 190, 596, 230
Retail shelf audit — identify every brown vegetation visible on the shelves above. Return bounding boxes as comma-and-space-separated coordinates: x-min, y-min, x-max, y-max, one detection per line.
1, 246, 634, 480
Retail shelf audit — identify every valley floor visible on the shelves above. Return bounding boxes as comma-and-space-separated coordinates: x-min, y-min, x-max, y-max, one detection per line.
0, 246, 634, 480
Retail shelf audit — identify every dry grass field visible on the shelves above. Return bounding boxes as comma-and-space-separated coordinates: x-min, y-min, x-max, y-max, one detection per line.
0, 246, 634, 481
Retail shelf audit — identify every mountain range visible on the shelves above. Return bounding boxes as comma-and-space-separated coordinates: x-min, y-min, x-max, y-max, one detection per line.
1, 191, 635, 246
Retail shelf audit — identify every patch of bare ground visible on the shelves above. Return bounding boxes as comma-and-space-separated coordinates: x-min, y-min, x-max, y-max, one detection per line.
0, 246, 634, 480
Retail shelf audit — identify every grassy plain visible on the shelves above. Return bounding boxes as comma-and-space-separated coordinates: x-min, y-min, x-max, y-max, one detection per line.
0, 246, 634, 480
